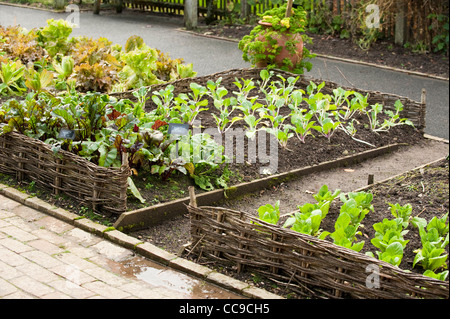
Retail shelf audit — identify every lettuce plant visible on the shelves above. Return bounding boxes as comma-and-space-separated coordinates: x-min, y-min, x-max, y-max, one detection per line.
389, 203, 413, 228
369, 241, 404, 267
368, 217, 409, 266
283, 208, 323, 236
0, 61, 26, 96
284, 185, 340, 236
319, 212, 365, 252
413, 213, 449, 273
257, 200, 281, 225
36, 19, 73, 58
340, 191, 374, 215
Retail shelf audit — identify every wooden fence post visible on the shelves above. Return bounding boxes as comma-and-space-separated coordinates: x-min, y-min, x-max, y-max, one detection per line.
94, 0, 101, 14
54, 0, 65, 10
240, 0, 250, 20
395, 0, 407, 45
116, 0, 123, 13
184, 0, 198, 30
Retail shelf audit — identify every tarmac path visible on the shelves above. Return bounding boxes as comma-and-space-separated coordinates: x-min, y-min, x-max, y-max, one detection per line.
1, 4, 448, 140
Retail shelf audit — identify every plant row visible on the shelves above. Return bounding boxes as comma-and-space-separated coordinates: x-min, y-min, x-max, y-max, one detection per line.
187, 69, 413, 148
256, 185, 449, 281
0, 19, 196, 95
0, 67, 417, 202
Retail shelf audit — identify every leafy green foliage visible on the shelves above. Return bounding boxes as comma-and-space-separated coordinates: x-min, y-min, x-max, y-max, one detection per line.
413, 213, 449, 274
0, 61, 26, 96
319, 212, 365, 252
37, 19, 73, 58
283, 185, 340, 236
367, 217, 409, 266
257, 200, 281, 225
0, 25, 46, 65
1, 22, 196, 95
389, 203, 413, 228
238, 4, 315, 74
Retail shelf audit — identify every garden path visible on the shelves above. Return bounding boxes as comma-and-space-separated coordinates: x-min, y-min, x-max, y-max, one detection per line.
0, 3, 448, 301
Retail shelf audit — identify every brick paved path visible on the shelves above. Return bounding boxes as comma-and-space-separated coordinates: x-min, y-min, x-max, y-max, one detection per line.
0, 194, 241, 299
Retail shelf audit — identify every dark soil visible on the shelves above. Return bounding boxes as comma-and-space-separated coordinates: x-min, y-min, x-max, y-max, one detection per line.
126, 72, 425, 212
194, 23, 449, 79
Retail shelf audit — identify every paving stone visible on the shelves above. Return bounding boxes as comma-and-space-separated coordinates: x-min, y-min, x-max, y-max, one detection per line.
27, 239, 65, 255
0, 195, 23, 211
120, 281, 168, 299
83, 266, 130, 287
40, 291, 72, 299
91, 241, 134, 262
0, 247, 29, 267
10, 275, 55, 297
1, 290, 35, 299
0, 260, 22, 280
53, 251, 97, 271
30, 228, 68, 247
33, 215, 74, 234
0, 278, 19, 297
0, 225, 38, 242
65, 228, 101, 247
0, 237, 34, 253
20, 250, 64, 269
82, 281, 131, 299
11, 204, 46, 222
16, 262, 61, 284
47, 278, 97, 299
0, 218, 11, 228
49, 264, 96, 286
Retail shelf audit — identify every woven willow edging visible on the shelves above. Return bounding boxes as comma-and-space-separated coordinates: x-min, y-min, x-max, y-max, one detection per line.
112, 67, 427, 133
0, 131, 131, 214
186, 203, 449, 299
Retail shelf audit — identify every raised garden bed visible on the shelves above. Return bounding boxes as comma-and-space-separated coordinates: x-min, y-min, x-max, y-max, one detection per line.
0, 131, 130, 214
0, 65, 447, 299
183, 157, 449, 299
0, 67, 428, 221
111, 67, 427, 228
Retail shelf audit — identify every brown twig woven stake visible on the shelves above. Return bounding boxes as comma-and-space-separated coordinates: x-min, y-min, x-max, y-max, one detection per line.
0, 132, 131, 214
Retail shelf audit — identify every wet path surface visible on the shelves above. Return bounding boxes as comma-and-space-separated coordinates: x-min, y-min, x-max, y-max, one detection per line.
0, 194, 242, 299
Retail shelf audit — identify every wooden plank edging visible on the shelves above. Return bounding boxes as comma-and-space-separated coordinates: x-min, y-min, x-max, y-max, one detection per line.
113, 143, 401, 231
